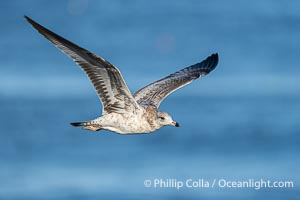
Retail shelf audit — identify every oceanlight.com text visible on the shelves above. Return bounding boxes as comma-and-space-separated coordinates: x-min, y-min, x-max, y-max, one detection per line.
143, 178, 294, 190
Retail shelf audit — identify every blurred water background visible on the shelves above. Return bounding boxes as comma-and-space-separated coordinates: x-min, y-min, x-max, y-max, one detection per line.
0, 0, 299, 199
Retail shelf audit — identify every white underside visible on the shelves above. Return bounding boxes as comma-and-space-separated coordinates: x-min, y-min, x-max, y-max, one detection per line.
92, 109, 161, 134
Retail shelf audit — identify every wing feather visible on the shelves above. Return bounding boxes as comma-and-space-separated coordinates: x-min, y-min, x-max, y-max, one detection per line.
133, 53, 218, 107
25, 16, 139, 114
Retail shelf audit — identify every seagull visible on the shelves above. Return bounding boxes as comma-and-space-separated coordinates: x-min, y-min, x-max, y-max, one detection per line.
25, 16, 219, 134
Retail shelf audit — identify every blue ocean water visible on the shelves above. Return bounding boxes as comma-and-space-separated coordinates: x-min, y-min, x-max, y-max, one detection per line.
1, 0, 300, 199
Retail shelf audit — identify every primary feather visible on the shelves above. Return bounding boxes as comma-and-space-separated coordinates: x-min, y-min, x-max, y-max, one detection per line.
133, 53, 218, 107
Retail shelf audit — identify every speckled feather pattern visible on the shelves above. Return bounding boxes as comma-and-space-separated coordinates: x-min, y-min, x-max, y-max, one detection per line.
89, 106, 161, 134
25, 16, 219, 134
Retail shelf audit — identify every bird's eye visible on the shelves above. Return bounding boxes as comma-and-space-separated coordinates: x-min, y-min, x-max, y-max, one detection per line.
159, 117, 165, 120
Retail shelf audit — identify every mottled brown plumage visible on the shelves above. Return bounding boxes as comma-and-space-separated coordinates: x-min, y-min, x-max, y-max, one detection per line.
25, 16, 218, 134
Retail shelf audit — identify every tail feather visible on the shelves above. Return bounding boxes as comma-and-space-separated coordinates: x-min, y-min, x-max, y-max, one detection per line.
70, 122, 86, 127
70, 121, 102, 131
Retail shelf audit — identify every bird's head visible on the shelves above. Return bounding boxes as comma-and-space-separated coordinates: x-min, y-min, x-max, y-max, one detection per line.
157, 111, 179, 128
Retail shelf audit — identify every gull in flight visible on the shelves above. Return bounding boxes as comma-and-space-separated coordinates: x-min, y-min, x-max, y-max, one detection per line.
25, 16, 219, 134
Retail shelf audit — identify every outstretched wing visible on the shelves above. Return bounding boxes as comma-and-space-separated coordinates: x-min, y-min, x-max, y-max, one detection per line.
133, 53, 218, 108
25, 16, 139, 115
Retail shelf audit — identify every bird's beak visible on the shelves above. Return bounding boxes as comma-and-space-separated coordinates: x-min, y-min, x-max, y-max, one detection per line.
171, 121, 180, 127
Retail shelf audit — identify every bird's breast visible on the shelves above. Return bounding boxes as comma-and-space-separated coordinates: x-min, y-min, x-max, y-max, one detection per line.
100, 107, 161, 134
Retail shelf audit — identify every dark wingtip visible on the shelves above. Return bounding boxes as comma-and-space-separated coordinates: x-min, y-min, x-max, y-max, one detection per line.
213, 53, 219, 64
212, 53, 218, 61
24, 15, 32, 22
24, 15, 39, 28
24, 15, 39, 29
203, 52, 219, 73
209, 52, 219, 65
